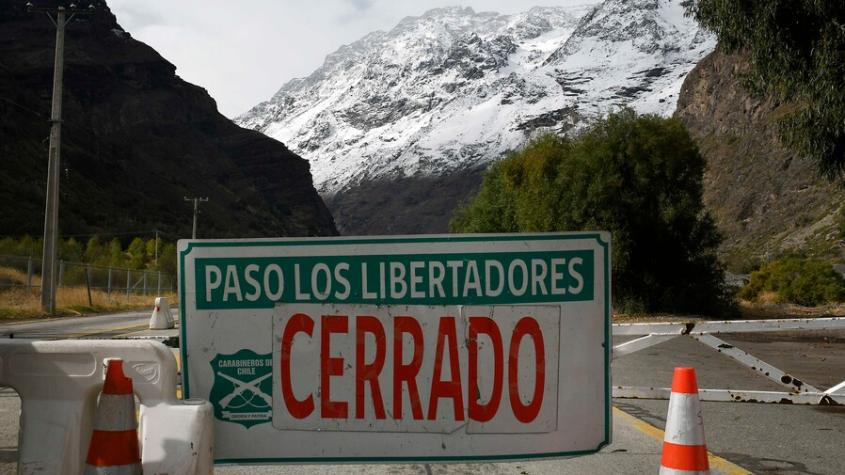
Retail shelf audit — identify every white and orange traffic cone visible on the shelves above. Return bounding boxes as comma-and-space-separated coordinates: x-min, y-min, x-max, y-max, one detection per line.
84, 359, 142, 474
660, 367, 710, 474
148, 296, 174, 330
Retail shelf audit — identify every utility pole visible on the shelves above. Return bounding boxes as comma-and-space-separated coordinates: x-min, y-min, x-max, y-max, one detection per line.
184, 197, 209, 239
29, 2, 95, 314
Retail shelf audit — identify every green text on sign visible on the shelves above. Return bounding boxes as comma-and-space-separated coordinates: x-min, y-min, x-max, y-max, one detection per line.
195, 250, 594, 309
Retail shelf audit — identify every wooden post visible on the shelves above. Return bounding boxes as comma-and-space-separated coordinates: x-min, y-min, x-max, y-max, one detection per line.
57, 260, 64, 288
27, 256, 33, 290
85, 265, 92, 307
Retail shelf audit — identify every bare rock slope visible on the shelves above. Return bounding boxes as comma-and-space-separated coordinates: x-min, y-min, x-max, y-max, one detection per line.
676, 49, 845, 269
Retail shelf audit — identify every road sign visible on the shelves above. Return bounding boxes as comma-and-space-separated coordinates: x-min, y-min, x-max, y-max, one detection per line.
179, 233, 611, 464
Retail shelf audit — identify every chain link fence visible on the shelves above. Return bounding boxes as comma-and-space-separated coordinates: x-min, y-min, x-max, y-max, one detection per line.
0, 254, 175, 295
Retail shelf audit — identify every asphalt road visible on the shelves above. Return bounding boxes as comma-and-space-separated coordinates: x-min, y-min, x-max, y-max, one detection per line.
612, 332, 845, 475
0, 312, 843, 474
0, 310, 156, 339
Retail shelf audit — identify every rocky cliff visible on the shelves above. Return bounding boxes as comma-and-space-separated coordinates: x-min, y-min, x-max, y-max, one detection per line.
676, 49, 845, 270
0, 0, 337, 239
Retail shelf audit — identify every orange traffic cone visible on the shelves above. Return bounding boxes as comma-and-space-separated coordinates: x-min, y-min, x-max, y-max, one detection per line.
84, 359, 142, 474
660, 367, 710, 474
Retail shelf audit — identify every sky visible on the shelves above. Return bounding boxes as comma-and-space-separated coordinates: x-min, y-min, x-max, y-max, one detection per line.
108, 0, 600, 118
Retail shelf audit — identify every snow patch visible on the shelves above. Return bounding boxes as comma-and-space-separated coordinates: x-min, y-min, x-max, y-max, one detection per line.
236, 0, 715, 195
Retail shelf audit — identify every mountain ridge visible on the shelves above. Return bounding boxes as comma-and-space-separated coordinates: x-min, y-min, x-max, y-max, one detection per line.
237, 0, 715, 235
0, 0, 337, 239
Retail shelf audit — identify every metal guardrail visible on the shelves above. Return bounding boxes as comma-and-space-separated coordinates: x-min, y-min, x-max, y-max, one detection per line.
612, 317, 845, 405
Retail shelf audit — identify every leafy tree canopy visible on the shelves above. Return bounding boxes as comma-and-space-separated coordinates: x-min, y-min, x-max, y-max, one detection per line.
451, 110, 734, 315
0, 235, 175, 274
688, 0, 845, 178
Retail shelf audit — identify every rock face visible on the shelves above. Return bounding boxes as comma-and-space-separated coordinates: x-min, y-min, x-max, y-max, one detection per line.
676, 49, 845, 270
238, 0, 715, 235
0, 0, 337, 239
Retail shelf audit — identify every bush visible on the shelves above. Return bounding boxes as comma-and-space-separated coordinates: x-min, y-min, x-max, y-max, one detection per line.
739, 257, 845, 306
451, 109, 735, 316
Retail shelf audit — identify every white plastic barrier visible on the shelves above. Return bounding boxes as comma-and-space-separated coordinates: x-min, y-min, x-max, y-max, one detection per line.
0, 339, 212, 475
149, 296, 175, 330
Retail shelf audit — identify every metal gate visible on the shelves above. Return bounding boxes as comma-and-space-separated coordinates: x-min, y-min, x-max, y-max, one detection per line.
613, 317, 845, 405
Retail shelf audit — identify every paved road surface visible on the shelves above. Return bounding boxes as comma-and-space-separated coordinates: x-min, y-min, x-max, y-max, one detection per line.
0, 311, 153, 339
0, 385, 742, 475
612, 332, 845, 475
0, 310, 178, 340
214, 408, 743, 475
0, 312, 843, 474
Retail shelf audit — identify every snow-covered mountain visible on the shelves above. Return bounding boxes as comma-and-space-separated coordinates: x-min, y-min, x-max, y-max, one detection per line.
237, 0, 715, 234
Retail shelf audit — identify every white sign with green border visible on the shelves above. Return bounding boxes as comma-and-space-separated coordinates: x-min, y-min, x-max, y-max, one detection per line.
178, 233, 611, 464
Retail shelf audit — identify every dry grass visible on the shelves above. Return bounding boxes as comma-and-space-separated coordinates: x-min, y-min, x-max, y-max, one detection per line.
613, 313, 708, 323
0, 266, 40, 287
0, 286, 177, 320
756, 291, 780, 305
739, 299, 845, 319
0, 264, 177, 320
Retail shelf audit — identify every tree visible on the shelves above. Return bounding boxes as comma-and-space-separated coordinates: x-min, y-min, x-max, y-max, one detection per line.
107, 238, 123, 267
451, 110, 734, 315
16, 235, 37, 257
688, 1, 845, 178
158, 243, 177, 276
127, 238, 146, 270
85, 237, 103, 264
61, 238, 82, 261
145, 238, 158, 264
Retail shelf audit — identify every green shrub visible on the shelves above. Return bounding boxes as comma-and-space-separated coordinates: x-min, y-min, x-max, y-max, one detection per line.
451, 109, 735, 316
739, 257, 845, 306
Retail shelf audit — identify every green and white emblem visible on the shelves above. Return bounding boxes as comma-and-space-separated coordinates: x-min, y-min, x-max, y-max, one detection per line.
209, 350, 272, 428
